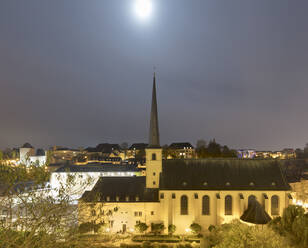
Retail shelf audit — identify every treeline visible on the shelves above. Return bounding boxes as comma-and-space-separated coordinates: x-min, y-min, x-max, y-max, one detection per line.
195, 139, 237, 158
0, 148, 19, 160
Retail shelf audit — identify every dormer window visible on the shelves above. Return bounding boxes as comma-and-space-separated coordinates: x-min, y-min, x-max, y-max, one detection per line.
249, 182, 254, 186
152, 153, 156, 160
182, 182, 187, 186
226, 182, 231, 186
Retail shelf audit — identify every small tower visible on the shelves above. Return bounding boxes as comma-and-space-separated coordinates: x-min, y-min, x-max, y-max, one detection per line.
146, 73, 162, 188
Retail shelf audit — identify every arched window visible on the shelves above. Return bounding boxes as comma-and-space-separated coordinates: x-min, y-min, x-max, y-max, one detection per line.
152, 153, 156, 160
248, 195, 256, 206
225, 195, 232, 215
202, 195, 210, 215
180, 195, 188, 215
271, 195, 279, 215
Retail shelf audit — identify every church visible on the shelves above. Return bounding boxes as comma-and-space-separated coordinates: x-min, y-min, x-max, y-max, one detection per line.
78, 74, 292, 234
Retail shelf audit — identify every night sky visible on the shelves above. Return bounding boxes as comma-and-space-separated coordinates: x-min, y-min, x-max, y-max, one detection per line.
1, 0, 308, 150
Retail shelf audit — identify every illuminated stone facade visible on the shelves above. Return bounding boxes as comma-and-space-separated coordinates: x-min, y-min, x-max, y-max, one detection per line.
78, 74, 292, 234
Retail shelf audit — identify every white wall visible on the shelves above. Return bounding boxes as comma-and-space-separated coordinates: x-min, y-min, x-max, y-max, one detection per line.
50, 171, 140, 200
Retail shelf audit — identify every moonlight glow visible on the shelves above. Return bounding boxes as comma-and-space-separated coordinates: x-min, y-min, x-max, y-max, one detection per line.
134, 0, 152, 19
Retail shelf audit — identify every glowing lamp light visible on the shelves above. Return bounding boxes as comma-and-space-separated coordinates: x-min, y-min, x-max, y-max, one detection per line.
134, 0, 152, 19
185, 228, 192, 233
130, 228, 134, 232
106, 228, 110, 232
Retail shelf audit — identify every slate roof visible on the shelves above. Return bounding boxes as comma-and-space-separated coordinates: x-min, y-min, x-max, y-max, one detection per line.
81, 177, 159, 202
240, 199, 272, 224
22, 143, 33, 148
160, 159, 291, 191
85, 147, 99, 153
169, 143, 194, 149
55, 164, 141, 173
129, 143, 148, 150
35, 149, 45, 156
96, 143, 121, 153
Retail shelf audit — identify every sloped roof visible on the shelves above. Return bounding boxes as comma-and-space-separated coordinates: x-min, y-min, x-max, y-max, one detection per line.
96, 143, 121, 153
129, 143, 148, 150
85, 147, 99, 153
36, 149, 45, 156
81, 177, 158, 202
55, 164, 142, 173
22, 143, 33, 148
160, 159, 290, 190
240, 199, 272, 224
169, 143, 194, 149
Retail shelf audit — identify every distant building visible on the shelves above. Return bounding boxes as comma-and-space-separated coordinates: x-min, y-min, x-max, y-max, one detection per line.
237, 149, 256, 159
288, 171, 308, 209
50, 164, 143, 200
168, 142, 195, 159
19, 143, 46, 166
84, 143, 126, 162
50, 146, 81, 164
255, 149, 296, 159
126, 143, 148, 159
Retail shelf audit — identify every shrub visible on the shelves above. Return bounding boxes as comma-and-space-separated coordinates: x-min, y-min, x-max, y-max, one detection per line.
142, 241, 152, 248
135, 222, 149, 234
78, 222, 95, 234
190, 223, 202, 235
151, 223, 165, 235
281, 205, 305, 232
168, 224, 176, 235
208, 225, 215, 232
204, 220, 290, 248
97, 222, 109, 233
269, 205, 308, 247
291, 213, 308, 246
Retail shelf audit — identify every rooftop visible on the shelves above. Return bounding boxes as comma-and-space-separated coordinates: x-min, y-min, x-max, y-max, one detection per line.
55, 164, 142, 173
160, 159, 290, 191
81, 177, 159, 202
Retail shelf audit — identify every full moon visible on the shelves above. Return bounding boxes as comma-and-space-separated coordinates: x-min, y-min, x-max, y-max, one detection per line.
134, 0, 152, 19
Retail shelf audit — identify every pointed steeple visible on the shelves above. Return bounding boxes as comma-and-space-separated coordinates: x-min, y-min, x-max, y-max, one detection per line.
148, 72, 160, 148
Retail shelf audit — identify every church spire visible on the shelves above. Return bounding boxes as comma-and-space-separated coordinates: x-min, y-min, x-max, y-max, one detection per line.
148, 72, 160, 148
